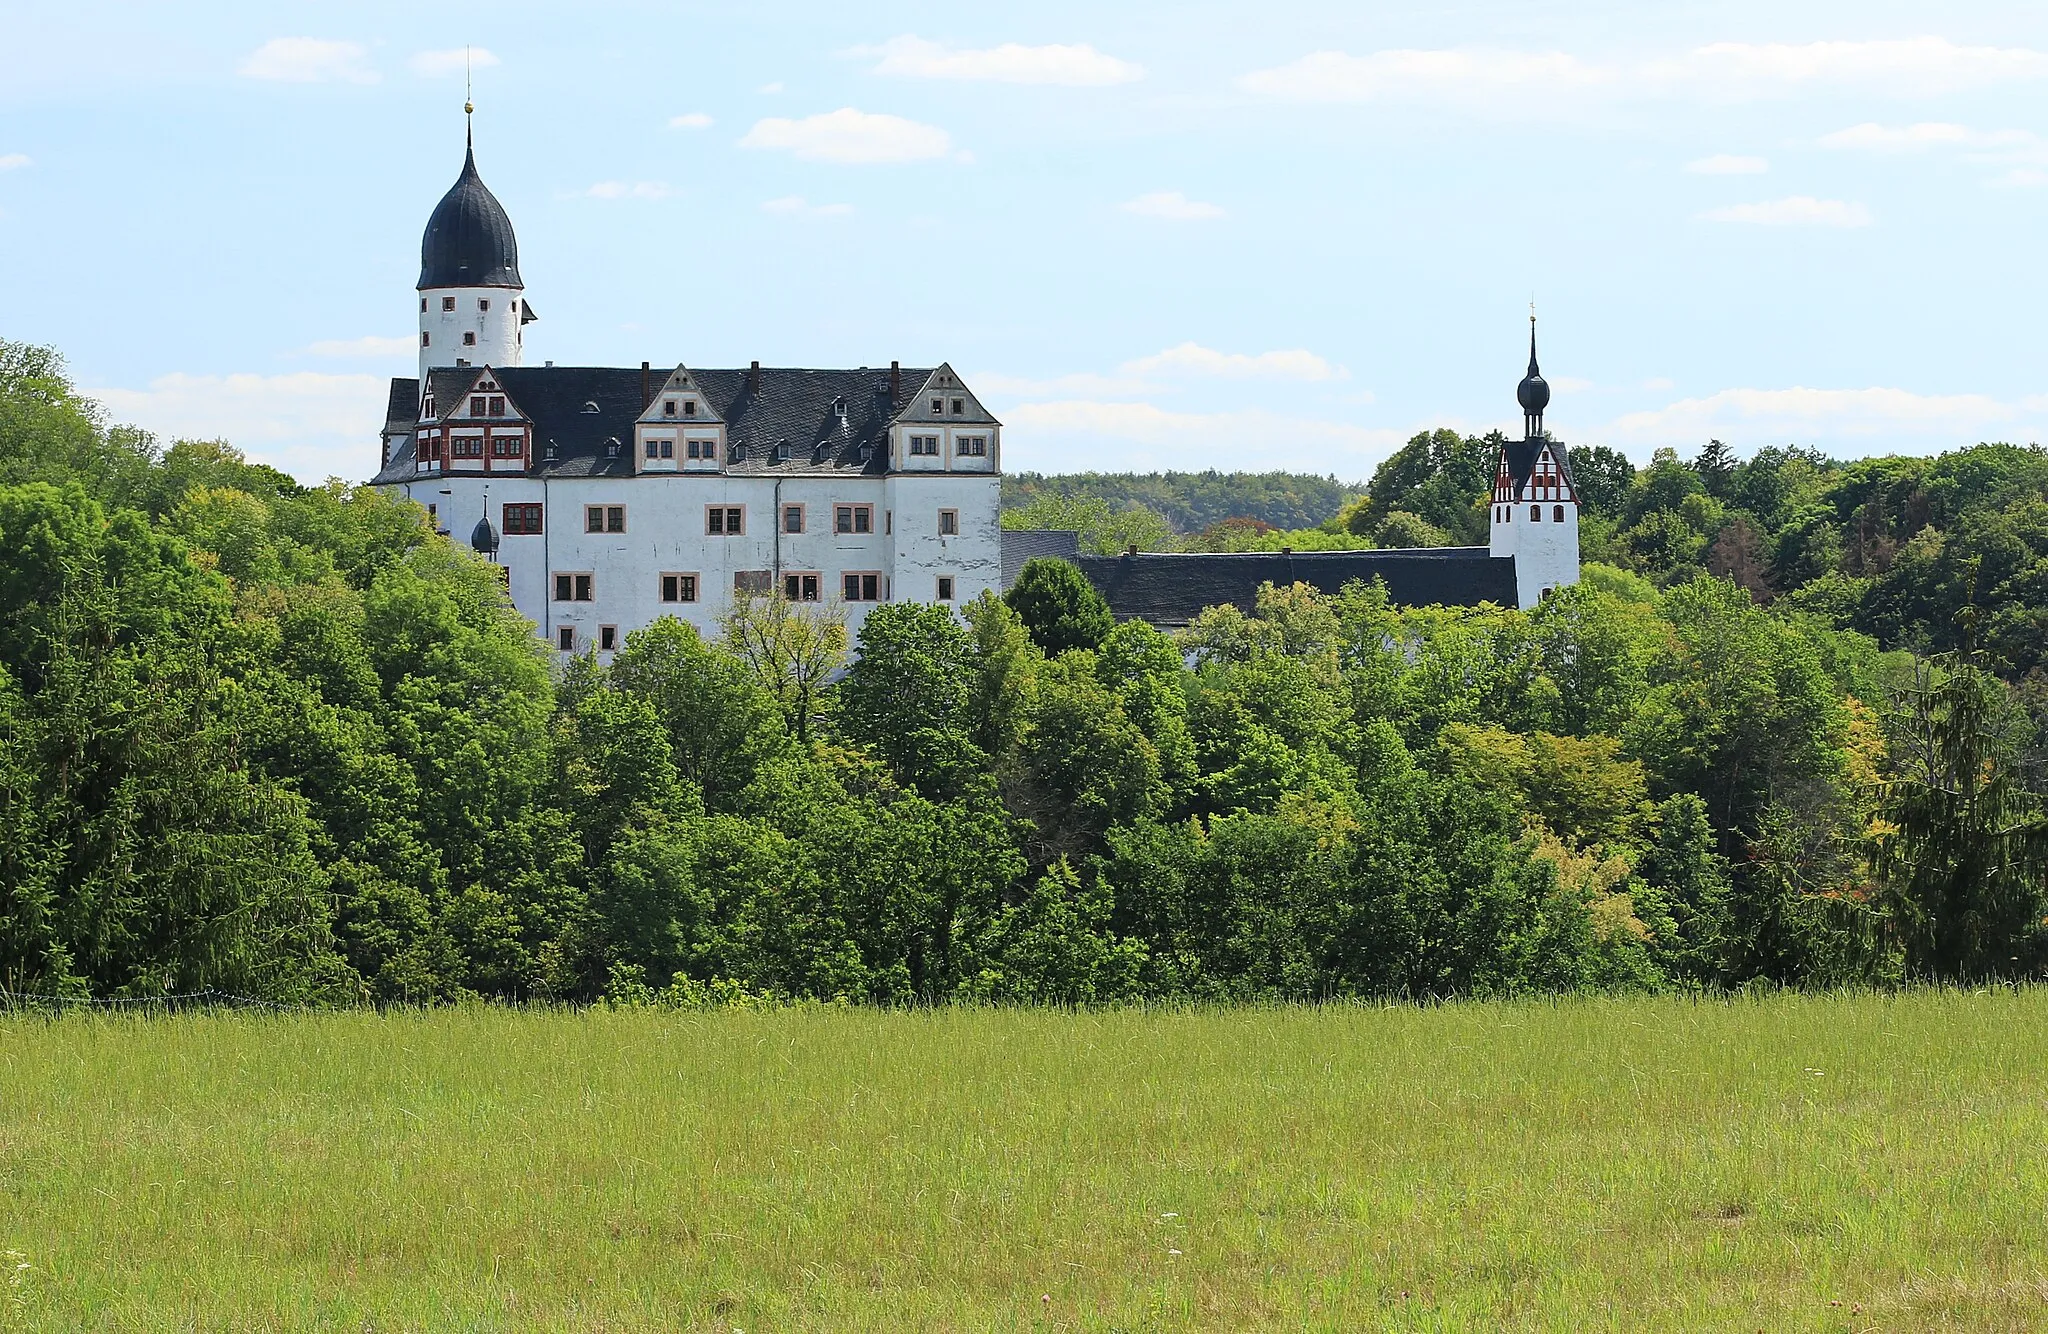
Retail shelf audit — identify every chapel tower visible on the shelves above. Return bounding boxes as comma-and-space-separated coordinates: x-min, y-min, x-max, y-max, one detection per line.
1488, 315, 1580, 607
416, 106, 533, 383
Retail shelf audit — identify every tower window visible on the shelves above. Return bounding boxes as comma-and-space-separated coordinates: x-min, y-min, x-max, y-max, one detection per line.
463, 331, 477, 346
479, 298, 490, 312
419, 298, 427, 312
1530, 506, 1541, 521
936, 576, 954, 601
442, 296, 456, 312
420, 332, 430, 347
1554, 505, 1565, 522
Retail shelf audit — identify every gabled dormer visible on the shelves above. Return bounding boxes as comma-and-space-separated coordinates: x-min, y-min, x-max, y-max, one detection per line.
636, 365, 725, 474
416, 366, 531, 475
891, 363, 1000, 473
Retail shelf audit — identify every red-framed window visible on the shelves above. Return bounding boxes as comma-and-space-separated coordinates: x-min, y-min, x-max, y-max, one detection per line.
503, 503, 543, 535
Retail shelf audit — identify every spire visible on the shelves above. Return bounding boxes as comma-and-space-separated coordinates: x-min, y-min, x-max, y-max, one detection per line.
464, 46, 475, 154
1516, 307, 1550, 439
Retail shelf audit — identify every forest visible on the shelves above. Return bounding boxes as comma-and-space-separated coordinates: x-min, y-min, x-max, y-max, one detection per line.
3, 337, 2046, 1005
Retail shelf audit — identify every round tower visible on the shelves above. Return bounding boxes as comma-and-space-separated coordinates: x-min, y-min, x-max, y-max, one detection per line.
1489, 314, 1580, 607
417, 113, 530, 383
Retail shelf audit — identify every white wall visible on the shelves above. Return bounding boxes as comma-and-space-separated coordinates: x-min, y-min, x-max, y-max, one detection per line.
418, 285, 523, 382
387, 469, 1002, 654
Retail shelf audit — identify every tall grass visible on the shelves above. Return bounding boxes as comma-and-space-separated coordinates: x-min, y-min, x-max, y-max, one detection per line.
3, 992, 2046, 1330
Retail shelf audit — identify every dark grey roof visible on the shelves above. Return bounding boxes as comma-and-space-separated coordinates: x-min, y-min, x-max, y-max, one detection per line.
1500, 437, 1577, 500
372, 364, 931, 483
1001, 529, 1082, 588
1076, 549, 1519, 626
382, 377, 419, 434
419, 145, 522, 290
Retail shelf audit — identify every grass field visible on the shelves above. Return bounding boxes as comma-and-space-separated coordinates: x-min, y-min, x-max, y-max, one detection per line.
3, 993, 2047, 1331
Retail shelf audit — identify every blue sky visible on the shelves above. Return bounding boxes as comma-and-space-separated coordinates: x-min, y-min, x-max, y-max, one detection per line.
5, 1, 2048, 483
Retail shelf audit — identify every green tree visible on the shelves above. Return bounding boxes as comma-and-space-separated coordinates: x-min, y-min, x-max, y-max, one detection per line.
1004, 558, 1114, 655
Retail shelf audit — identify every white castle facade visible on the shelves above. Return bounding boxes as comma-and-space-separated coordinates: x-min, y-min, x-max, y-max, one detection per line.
370, 133, 1575, 650
370, 133, 1004, 656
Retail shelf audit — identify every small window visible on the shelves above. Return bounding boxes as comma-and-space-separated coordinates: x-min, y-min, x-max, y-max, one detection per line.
938, 508, 958, 536
909, 434, 939, 456
1554, 505, 1565, 522
783, 573, 820, 602
936, 576, 955, 601
557, 626, 575, 652
645, 440, 659, 459
470, 396, 486, 416
687, 439, 716, 461
931, 397, 944, 413
584, 505, 625, 534
956, 436, 988, 457
462, 331, 477, 346
783, 504, 804, 534
420, 332, 431, 347
420, 297, 428, 312
489, 395, 504, 415
553, 573, 594, 602
951, 398, 964, 415
479, 298, 490, 312
503, 503, 543, 535
1530, 506, 1541, 522
442, 296, 456, 312
659, 573, 699, 603
683, 400, 697, 417
663, 399, 677, 417
707, 506, 744, 535
842, 572, 881, 602
660, 440, 674, 459
598, 625, 618, 652
835, 504, 873, 535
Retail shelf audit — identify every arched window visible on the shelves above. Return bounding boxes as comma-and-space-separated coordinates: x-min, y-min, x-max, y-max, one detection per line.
1553, 505, 1564, 522
1530, 506, 1541, 521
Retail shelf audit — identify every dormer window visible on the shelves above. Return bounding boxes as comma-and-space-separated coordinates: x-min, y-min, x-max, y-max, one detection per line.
422, 397, 435, 418
489, 396, 504, 416
952, 398, 964, 415
470, 396, 486, 415
663, 399, 677, 417
931, 397, 943, 413
582, 401, 600, 414
774, 440, 791, 463
684, 400, 697, 417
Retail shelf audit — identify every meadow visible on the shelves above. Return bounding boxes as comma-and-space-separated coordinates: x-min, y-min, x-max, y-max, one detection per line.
3, 991, 2047, 1331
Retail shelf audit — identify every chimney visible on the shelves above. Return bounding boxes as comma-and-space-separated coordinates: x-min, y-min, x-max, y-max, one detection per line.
1126, 544, 1139, 557
641, 361, 651, 408
890, 360, 901, 402
748, 360, 761, 392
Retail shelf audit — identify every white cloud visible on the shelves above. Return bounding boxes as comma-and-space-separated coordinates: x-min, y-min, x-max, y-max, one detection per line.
1686, 154, 1768, 175
761, 195, 854, 216
1817, 121, 2034, 152
1668, 37, 2048, 96
1699, 196, 1872, 227
1120, 191, 1224, 220
582, 181, 677, 200
1609, 385, 2048, 449
1000, 398, 1403, 472
740, 108, 958, 164
1240, 37, 2048, 111
86, 372, 389, 481
859, 35, 1142, 86
0, 154, 30, 171
670, 112, 714, 130
301, 335, 415, 359
1239, 48, 1606, 103
409, 47, 499, 78
239, 38, 377, 84
1121, 342, 1342, 381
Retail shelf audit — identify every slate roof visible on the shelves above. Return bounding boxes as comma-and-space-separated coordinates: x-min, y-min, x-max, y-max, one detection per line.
382, 377, 419, 435
419, 146, 522, 289
1501, 437, 1577, 500
370, 365, 936, 485
1001, 529, 1083, 588
1076, 549, 1519, 626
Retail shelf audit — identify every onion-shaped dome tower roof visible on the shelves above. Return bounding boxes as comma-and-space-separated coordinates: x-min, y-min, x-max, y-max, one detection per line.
418, 135, 522, 290
1516, 323, 1550, 416
469, 511, 500, 557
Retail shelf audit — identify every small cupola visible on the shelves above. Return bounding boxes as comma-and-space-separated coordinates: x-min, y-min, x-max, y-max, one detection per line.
1517, 313, 1550, 439
469, 512, 499, 557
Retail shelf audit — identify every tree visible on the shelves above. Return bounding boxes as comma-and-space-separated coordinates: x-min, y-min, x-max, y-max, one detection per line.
835, 602, 980, 795
720, 591, 848, 742
1692, 439, 1737, 498
1004, 558, 1114, 655
1566, 445, 1635, 520
1875, 651, 2048, 979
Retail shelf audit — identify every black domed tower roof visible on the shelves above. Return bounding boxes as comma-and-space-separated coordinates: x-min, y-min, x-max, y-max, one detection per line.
418, 135, 522, 290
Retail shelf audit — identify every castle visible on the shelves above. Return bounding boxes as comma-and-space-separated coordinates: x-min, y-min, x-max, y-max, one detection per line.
370, 127, 1577, 650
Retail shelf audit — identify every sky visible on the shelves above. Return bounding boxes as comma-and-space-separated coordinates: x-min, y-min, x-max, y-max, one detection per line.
5, 1, 2048, 484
